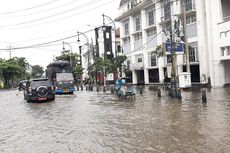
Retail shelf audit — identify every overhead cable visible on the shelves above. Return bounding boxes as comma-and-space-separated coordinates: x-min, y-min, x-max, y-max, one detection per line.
0, 0, 61, 15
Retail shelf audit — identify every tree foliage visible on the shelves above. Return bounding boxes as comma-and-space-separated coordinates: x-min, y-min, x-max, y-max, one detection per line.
152, 45, 165, 57
112, 55, 127, 77
31, 65, 44, 78
88, 57, 112, 81
55, 50, 79, 67
0, 59, 24, 87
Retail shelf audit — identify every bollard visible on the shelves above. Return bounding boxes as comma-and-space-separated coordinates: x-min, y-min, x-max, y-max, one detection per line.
157, 86, 161, 97
91, 86, 93, 91
86, 86, 88, 91
81, 85, 83, 91
77, 86, 79, 91
140, 86, 143, 94
111, 86, 114, 94
97, 86, 99, 92
103, 86, 106, 92
177, 88, 182, 100
202, 89, 207, 103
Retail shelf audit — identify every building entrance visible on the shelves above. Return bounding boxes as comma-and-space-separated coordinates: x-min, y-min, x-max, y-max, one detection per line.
149, 69, 159, 83
136, 70, 144, 85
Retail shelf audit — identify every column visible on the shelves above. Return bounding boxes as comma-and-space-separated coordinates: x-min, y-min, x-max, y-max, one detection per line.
132, 70, 137, 84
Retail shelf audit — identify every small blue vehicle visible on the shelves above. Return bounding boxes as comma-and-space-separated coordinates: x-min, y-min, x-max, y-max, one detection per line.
115, 77, 135, 99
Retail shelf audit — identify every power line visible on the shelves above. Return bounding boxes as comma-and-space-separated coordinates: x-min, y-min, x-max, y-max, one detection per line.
0, 0, 61, 15
0, 0, 81, 18
0, 28, 95, 50
0, 0, 115, 30
14, 26, 86, 43
0, 0, 105, 28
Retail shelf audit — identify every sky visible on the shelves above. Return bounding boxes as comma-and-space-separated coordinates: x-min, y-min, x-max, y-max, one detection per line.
0, 0, 120, 68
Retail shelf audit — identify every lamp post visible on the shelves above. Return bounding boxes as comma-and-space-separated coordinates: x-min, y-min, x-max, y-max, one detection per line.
62, 41, 72, 67
102, 13, 117, 57
77, 31, 89, 68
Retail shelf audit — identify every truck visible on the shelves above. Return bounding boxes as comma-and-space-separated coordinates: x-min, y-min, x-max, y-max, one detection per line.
45, 61, 75, 94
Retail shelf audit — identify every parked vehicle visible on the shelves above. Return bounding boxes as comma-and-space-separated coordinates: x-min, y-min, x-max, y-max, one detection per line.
115, 77, 135, 99
45, 61, 75, 94
18, 80, 27, 91
23, 78, 55, 102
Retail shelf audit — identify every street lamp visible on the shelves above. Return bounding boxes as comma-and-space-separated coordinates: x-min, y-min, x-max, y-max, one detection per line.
77, 31, 90, 78
62, 41, 72, 67
102, 13, 117, 57
77, 31, 89, 66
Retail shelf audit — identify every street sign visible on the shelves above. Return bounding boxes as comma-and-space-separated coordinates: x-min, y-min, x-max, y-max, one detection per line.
164, 42, 184, 54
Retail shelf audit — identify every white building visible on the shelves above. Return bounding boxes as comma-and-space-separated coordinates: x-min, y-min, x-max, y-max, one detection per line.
203, 0, 230, 87
115, 0, 209, 86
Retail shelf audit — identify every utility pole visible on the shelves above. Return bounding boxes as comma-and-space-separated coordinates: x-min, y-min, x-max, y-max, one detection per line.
181, 0, 190, 73
169, 20, 177, 98
9, 45, 12, 59
167, 0, 177, 98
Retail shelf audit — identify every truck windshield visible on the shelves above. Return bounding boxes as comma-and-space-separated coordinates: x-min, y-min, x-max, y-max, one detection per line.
31, 80, 50, 87
56, 73, 74, 81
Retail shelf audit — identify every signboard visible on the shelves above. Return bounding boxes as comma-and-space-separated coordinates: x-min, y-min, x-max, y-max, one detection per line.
164, 42, 184, 54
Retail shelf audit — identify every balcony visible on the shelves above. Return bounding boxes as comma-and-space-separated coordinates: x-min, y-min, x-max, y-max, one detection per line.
115, 0, 153, 21
220, 46, 230, 61
218, 21, 230, 48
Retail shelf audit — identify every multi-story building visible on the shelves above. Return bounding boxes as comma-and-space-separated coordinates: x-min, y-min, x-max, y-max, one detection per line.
115, 0, 207, 85
204, 0, 230, 87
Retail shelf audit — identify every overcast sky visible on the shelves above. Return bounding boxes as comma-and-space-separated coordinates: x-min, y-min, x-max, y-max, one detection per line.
0, 0, 120, 68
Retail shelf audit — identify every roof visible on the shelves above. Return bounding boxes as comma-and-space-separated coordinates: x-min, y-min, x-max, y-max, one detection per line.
119, 0, 130, 7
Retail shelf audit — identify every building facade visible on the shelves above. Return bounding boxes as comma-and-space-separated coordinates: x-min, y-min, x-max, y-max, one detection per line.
115, 0, 209, 86
204, 0, 230, 87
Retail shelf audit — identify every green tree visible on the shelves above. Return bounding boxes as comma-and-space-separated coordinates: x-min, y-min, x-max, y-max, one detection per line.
152, 45, 165, 57
0, 59, 23, 87
11, 57, 29, 80
112, 55, 127, 77
88, 57, 113, 83
73, 65, 84, 83
55, 51, 79, 67
31, 65, 44, 78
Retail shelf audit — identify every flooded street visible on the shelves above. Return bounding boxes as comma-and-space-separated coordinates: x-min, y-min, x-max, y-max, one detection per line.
0, 87, 230, 153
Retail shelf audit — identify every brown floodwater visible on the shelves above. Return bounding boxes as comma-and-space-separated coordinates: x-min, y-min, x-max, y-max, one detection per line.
0, 87, 230, 153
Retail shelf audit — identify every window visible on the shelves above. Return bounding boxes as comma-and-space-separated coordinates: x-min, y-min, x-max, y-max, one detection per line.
134, 32, 142, 41
163, 0, 171, 19
124, 21, 129, 36
136, 54, 143, 63
221, 0, 230, 18
137, 58, 142, 63
150, 54, 157, 66
185, 0, 193, 11
186, 14, 196, 24
189, 42, 199, 62
146, 28, 156, 37
146, 5, 155, 26
134, 15, 141, 31
123, 37, 130, 44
